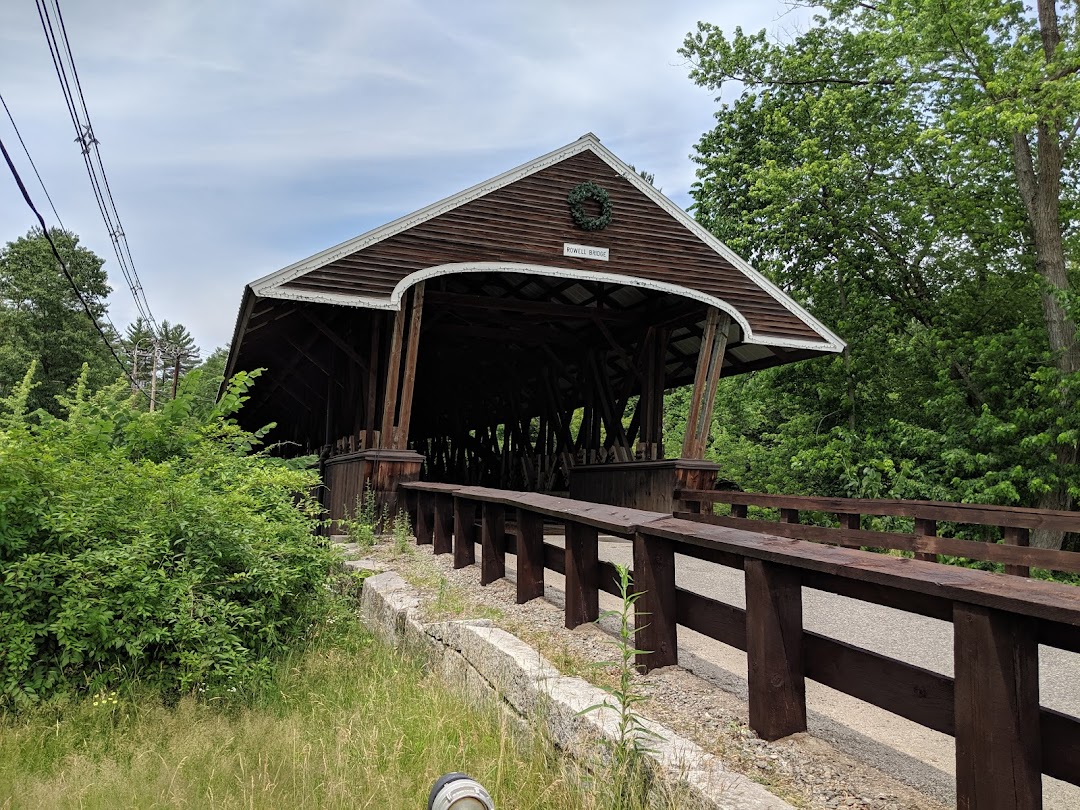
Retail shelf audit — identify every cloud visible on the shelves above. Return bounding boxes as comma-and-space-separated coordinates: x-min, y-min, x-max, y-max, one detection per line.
0, 0, 814, 351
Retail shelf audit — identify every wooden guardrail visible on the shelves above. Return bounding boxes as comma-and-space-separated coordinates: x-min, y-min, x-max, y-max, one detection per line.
399, 480, 1080, 809
675, 489, 1080, 579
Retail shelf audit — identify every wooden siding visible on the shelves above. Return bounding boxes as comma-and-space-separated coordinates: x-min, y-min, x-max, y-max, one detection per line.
281, 150, 821, 343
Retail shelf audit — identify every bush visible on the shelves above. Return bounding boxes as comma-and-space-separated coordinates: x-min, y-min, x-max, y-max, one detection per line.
0, 365, 336, 708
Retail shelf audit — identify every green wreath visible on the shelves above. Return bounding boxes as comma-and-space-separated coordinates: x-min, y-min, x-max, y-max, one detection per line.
567, 181, 613, 231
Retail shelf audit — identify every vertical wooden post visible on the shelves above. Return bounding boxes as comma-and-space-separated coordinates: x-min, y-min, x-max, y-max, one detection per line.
433, 493, 454, 555
364, 316, 380, 447
780, 508, 800, 524
393, 282, 425, 449
480, 502, 506, 585
834, 512, 860, 548
565, 521, 599, 629
632, 532, 678, 671
453, 495, 477, 569
837, 512, 860, 530
914, 517, 938, 564
403, 487, 417, 528
731, 503, 748, 519
379, 301, 408, 447
953, 604, 1041, 810
1002, 526, 1031, 577
745, 559, 806, 741
515, 508, 544, 604
416, 492, 434, 545
682, 309, 731, 459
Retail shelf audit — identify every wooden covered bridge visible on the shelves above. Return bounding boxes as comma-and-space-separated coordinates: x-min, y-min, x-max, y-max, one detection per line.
225, 135, 1080, 808
224, 133, 843, 518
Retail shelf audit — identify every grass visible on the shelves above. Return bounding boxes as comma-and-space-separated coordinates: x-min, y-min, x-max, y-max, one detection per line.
0, 602, 631, 810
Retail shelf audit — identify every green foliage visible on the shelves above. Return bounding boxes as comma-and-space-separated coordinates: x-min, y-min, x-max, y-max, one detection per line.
581, 564, 658, 808
0, 229, 115, 414
676, 2, 1080, 547
391, 508, 413, 555
0, 613, 608, 810
567, 181, 614, 231
0, 364, 335, 708
346, 483, 380, 547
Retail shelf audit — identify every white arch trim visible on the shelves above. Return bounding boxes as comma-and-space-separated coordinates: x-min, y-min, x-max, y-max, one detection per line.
258, 261, 842, 353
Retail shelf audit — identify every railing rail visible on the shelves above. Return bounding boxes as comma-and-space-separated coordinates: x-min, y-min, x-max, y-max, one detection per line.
400, 480, 1080, 809
675, 488, 1080, 579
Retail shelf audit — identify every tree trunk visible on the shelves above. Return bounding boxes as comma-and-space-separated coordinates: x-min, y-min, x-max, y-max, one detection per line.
1007, 0, 1080, 549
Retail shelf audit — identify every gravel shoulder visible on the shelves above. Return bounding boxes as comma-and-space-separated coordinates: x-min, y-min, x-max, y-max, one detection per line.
352, 537, 951, 810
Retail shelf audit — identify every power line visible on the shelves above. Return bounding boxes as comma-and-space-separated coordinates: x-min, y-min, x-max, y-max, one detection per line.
1, 132, 142, 394
0, 92, 65, 231
0, 89, 126, 344
35, 0, 160, 337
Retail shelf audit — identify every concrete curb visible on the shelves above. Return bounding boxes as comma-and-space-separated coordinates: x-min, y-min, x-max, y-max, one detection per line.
359, 570, 793, 810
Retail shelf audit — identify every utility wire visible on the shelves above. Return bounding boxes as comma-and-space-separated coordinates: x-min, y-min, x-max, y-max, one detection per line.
0, 89, 127, 345
0, 92, 65, 231
35, 0, 160, 337
1, 132, 143, 394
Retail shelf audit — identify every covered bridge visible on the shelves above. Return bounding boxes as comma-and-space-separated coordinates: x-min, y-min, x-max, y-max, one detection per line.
224, 134, 844, 521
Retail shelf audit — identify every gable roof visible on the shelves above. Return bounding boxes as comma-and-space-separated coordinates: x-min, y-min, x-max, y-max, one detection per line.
247, 133, 844, 354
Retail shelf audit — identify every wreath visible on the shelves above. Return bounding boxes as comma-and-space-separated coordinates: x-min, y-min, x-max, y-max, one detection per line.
567, 181, 613, 231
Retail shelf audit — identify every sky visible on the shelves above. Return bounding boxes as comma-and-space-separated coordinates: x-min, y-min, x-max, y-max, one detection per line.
0, 1, 816, 354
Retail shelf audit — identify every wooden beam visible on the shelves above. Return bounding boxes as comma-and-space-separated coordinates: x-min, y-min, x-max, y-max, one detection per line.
424, 290, 638, 322
379, 303, 408, 446
565, 521, 599, 629
682, 309, 731, 459
393, 282, 425, 449
745, 558, 806, 741
365, 316, 381, 448
433, 492, 454, 555
954, 604, 1041, 809
481, 502, 506, 585
516, 508, 545, 603
300, 309, 369, 373
633, 532, 678, 671
453, 494, 477, 569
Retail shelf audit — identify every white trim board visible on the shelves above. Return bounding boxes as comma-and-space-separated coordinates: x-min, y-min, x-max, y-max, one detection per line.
262, 261, 841, 353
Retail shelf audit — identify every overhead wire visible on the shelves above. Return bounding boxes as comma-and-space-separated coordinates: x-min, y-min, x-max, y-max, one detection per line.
34, 0, 161, 338
0, 89, 126, 344
1, 131, 144, 395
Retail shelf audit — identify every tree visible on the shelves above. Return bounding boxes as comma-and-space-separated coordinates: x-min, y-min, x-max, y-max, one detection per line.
155, 320, 201, 402
679, 0, 1080, 546
0, 228, 116, 413
120, 318, 202, 406
121, 316, 157, 395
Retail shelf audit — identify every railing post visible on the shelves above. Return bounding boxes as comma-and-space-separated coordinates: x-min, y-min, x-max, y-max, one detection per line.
914, 517, 937, 563
731, 503, 748, 519
953, 604, 1041, 810
745, 559, 806, 741
1002, 526, 1031, 577
433, 493, 453, 555
416, 492, 435, 545
632, 531, 678, 671
516, 508, 544, 603
565, 521, 599, 629
453, 496, 477, 569
480, 502, 505, 585
779, 508, 800, 524
836, 512, 860, 531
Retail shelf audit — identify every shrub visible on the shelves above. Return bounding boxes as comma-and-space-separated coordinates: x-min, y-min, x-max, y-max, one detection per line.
0, 364, 336, 708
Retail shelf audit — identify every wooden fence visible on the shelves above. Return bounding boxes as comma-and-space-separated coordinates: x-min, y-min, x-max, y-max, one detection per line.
400, 481, 1080, 810
675, 489, 1080, 579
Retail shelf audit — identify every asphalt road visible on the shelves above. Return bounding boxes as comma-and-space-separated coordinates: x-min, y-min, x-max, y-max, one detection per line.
526, 535, 1080, 809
